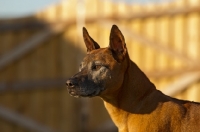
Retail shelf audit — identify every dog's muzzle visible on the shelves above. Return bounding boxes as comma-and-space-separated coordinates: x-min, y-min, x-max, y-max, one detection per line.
66, 77, 104, 98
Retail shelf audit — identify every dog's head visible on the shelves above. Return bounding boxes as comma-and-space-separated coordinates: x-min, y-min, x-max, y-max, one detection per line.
66, 25, 129, 98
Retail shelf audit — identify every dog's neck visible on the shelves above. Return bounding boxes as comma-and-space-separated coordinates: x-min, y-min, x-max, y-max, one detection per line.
103, 59, 157, 108
102, 59, 159, 129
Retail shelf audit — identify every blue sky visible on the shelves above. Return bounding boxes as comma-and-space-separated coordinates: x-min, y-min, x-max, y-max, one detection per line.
0, 0, 170, 18
0, 0, 61, 18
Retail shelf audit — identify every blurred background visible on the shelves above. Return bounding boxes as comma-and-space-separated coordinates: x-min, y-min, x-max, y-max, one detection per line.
0, 0, 200, 132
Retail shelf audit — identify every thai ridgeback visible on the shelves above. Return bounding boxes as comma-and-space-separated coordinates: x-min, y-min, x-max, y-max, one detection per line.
66, 25, 200, 132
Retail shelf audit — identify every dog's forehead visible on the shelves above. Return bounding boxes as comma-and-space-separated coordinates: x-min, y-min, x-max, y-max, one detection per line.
83, 48, 113, 64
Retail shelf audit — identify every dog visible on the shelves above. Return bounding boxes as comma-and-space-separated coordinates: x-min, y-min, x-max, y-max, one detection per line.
66, 25, 200, 132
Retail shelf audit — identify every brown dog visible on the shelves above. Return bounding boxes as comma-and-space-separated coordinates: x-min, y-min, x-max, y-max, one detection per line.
66, 25, 200, 132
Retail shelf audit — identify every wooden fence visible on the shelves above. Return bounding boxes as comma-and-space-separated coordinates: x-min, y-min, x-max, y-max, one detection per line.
0, 0, 200, 131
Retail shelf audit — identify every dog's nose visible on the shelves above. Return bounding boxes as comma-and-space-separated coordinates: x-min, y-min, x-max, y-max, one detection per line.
66, 79, 76, 87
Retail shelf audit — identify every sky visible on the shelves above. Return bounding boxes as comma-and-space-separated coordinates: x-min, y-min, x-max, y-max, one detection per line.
0, 0, 171, 18
0, 0, 61, 18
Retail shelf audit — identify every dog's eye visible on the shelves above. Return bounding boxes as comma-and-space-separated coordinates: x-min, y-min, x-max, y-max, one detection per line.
92, 65, 101, 71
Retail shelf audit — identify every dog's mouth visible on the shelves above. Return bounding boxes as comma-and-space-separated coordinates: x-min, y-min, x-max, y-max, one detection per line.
67, 87, 104, 98
68, 88, 81, 98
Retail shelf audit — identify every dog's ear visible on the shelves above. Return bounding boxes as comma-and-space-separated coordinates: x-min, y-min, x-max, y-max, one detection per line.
83, 27, 100, 52
109, 25, 127, 62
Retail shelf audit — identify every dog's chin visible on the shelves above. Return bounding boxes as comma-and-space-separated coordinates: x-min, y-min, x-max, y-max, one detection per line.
68, 88, 104, 98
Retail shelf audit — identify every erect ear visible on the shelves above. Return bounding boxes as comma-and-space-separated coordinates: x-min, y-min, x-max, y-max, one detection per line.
109, 25, 127, 62
83, 27, 100, 52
